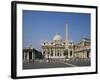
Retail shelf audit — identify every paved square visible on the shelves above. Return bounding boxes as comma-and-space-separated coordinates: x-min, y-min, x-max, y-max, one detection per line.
23, 59, 90, 69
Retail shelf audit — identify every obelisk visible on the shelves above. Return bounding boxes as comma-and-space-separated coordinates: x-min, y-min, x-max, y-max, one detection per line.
65, 23, 68, 49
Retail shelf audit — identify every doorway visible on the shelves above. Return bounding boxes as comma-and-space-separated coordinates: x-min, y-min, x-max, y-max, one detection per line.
29, 51, 32, 60
87, 51, 90, 58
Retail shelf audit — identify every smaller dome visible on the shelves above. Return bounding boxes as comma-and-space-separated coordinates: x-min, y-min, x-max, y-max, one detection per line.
53, 34, 62, 41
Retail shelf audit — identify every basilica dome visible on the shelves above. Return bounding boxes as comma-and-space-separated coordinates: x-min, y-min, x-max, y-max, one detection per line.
53, 34, 62, 41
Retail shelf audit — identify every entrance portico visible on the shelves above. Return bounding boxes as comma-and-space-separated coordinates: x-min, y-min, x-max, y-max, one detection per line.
23, 49, 35, 62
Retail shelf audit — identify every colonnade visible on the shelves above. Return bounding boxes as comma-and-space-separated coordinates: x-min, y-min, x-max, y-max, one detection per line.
23, 51, 35, 62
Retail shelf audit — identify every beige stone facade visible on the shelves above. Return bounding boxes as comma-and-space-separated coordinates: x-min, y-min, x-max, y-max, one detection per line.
41, 34, 74, 60
41, 37, 91, 60
74, 38, 91, 59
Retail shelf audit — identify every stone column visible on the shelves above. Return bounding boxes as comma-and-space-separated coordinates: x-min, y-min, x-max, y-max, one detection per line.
56, 48, 58, 58
59, 48, 61, 56
67, 49, 70, 58
25, 52, 26, 61
61, 48, 63, 56
32, 52, 34, 60
49, 48, 51, 58
58, 48, 60, 57
47, 48, 49, 59
27, 52, 29, 62
57, 48, 59, 58
23, 52, 25, 61
55, 48, 56, 56
53, 48, 55, 58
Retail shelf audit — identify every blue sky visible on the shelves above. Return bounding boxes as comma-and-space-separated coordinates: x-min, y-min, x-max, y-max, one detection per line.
23, 10, 90, 50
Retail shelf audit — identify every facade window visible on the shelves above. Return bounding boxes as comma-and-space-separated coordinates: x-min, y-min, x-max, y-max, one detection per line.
64, 49, 68, 56
87, 51, 90, 58
58, 52, 59, 56
29, 51, 32, 60
51, 50, 53, 56
70, 51, 72, 56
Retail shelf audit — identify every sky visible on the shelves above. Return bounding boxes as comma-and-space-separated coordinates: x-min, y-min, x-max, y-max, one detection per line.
23, 10, 90, 51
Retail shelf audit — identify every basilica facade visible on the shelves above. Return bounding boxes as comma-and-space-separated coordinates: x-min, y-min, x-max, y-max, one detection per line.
41, 35, 91, 62
41, 34, 74, 61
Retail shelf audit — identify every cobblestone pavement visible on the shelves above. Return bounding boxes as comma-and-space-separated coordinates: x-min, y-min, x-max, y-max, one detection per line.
23, 58, 90, 69
66, 58, 91, 66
